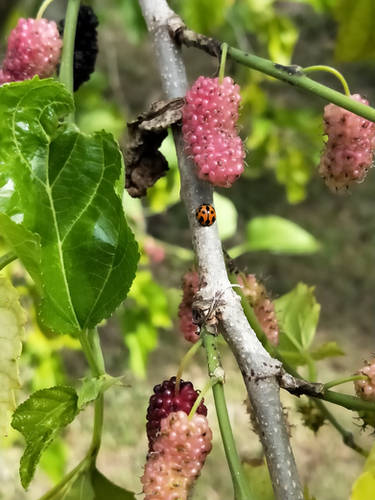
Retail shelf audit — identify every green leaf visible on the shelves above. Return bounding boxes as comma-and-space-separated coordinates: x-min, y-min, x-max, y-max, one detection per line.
92, 468, 136, 499
43, 467, 136, 500
0, 215, 41, 289
310, 341, 345, 361
11, 385, 78, 488
243, 460, 275, 500
334, 0, 375, 61
351, 442, 375, 500
77, 375, 122, 410
0, 276, 25, 436
0, 78, 139, 335
275, 283, 320, 355
180, 0, 230, 33
246, 216, 320, 254
57, 470, 95, 500
213, 192, 238, 241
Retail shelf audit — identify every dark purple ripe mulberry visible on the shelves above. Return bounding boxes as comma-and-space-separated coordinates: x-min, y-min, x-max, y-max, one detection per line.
59, 5, 98, 91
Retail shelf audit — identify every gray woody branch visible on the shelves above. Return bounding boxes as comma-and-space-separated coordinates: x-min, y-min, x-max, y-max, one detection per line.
137, 1, 304, 499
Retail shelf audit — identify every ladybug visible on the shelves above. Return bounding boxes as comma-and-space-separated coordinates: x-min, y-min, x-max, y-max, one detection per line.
195, 204, 216, 226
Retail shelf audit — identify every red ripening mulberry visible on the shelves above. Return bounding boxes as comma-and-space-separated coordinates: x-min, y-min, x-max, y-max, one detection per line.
146, 377, 207, 451
178, 270, 200, 343
141, 411, 212, 500
319, 94, 375, 192
182, 76, 245, 188
0, 18, 62, 84
354, 359, 375, 401
237, 274, 279, 346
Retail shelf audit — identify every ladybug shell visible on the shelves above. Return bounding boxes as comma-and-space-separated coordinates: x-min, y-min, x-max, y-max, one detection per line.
195, 204, 216, 226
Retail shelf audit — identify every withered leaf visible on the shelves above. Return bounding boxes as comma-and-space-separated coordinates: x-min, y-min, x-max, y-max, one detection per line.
125, 97, 184, 197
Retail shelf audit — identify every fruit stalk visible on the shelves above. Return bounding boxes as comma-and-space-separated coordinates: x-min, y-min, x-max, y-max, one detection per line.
59, 0, 80, 107
202, 328, 253, 500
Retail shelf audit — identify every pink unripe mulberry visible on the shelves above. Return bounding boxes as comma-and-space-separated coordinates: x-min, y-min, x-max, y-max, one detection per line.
182, 76, 245, 188
141, 411, 212, 499
319, 94, 375, 192
178, 270, 200, 343
354, 359, 375, 401
237, 274, 279, 346
0, 18, 62, 84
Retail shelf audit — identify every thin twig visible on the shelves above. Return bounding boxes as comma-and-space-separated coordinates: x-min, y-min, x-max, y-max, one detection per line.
170, 19, 375, 123
137, 1, 304, 499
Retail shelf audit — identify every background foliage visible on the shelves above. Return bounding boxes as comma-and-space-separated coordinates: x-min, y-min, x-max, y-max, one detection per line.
1, 0, 375, 499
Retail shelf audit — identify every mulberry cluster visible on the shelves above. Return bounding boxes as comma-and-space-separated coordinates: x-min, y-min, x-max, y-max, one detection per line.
178, 270, 200, 343
319, 94, 375, 192
146, 377, 207, 452
58, 5, 98, 91
182, 76, 245, 187
237, 274, 279, 346
0, 18, 62, 84
354, 359, 375, 401
141, 411, 212, 500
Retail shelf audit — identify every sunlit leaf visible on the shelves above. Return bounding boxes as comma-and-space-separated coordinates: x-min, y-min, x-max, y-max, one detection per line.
246, 216, 320, 254
351, 443, 375, 500
180, 0, 230, 33
0, 78, 139, 335
12, 386, 78, 488
275, 283, 320, 355
146, 133, 180, 214
0, 276, 25, 436
243, 459, 275, 500
121, 271, 171, 378
334, 0, 375, 61
214, 192, 238, 240
310, 341, 345, 361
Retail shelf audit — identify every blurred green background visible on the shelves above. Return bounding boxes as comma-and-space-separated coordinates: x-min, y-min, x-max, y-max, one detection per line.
1, 0, 375, 499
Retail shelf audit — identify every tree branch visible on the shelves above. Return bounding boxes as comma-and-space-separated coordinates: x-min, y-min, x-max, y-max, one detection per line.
137, 1, 304, 499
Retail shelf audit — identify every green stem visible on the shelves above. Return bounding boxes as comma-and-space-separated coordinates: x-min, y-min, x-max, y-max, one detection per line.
175, 338, 203, 394
303, 65, 351, 96
227, 46, 375, 122
89, 394, 104, 458
0, 251, 17, 271
323, 390, 375, 412
78, 328, 106, 459
219, 43, 228, 83
324, 374, 367, 390
202, 329, 254, 500
79, 328, 106, 377
36, 0, 56, 19
305, 353, 317, 383
59, 0, 80, 119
